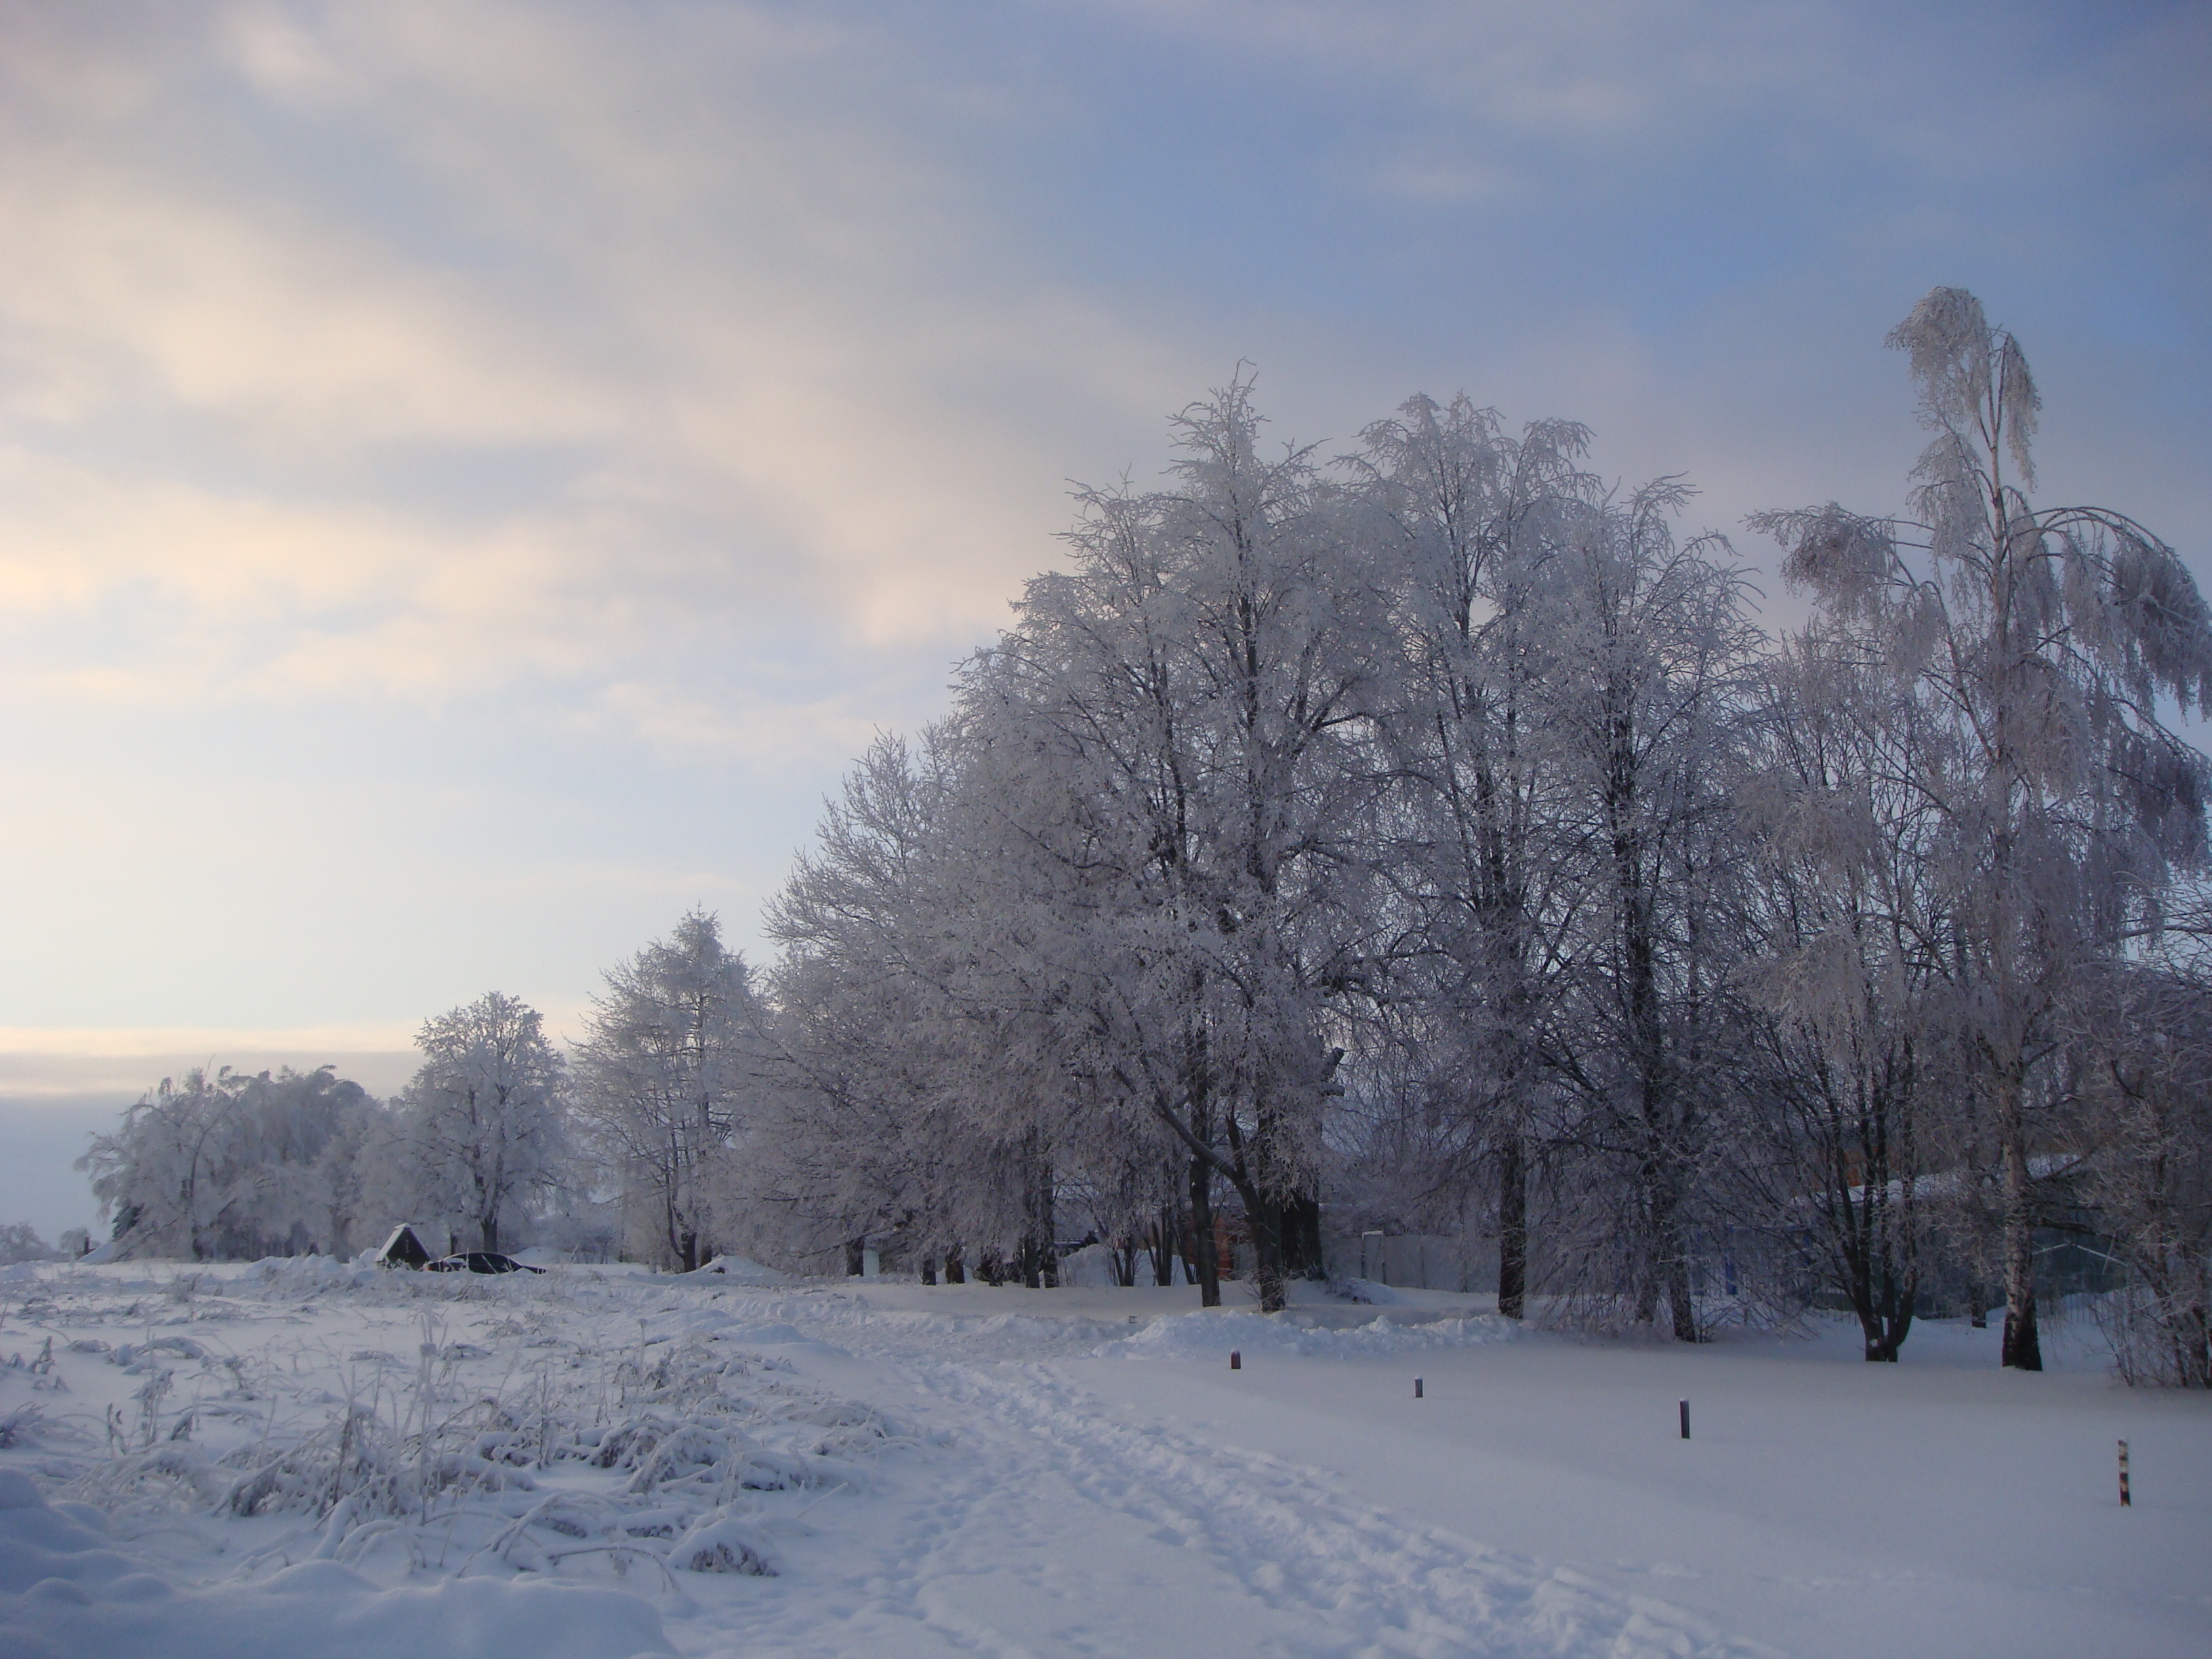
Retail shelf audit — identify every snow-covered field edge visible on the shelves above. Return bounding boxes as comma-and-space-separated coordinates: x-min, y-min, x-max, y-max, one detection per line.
3, 1260, 2208, 1659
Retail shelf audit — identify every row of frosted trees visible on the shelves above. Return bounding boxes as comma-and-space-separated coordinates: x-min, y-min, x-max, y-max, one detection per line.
81, 992, 573, 1265
75, 292, 2212, 1382
81, 905, 780, 1275
743, 291, 2212, 1378
81, 920, 766, 1276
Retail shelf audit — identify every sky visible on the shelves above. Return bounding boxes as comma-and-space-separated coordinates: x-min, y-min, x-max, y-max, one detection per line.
1, 0, 2207, 1239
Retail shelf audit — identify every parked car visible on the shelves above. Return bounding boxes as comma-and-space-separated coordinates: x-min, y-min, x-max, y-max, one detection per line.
425, 1251, 545, 1275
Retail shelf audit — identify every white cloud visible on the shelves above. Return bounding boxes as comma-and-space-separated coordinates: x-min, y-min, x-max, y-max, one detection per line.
0, 0, 2200, 1040
0, 0, 1193, 725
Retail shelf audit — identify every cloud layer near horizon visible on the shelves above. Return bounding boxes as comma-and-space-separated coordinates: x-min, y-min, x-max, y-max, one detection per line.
2, 0, 2206, 1047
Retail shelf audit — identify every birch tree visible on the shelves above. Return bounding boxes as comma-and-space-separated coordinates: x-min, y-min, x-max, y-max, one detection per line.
1755, 287, 2212, 1369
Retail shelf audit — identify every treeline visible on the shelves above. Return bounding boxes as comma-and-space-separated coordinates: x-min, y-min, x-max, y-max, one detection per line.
80, 993, 573, 1264
744, 288, 2212, 1382
77, 291, 2212, 1385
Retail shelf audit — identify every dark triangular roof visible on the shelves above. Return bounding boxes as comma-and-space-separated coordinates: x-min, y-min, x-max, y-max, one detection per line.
374, 1223, 432, 1269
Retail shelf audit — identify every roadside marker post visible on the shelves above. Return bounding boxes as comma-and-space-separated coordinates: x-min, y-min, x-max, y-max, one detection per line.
2119, 1439, 2131, 1508
1229, 1349, 1241, 1370
1679, 1399, 1690, 1440
1414, 1377, 1423, 1399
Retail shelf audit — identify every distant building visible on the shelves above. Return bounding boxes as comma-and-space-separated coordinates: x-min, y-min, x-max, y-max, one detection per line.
373, 1223, 434, 1269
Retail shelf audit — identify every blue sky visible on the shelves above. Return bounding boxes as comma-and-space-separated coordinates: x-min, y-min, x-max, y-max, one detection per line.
1, 1, 2207, 1233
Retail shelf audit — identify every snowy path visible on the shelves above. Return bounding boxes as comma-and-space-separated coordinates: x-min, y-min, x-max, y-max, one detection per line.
680, 1332, 1768, 1659
938, 1358, 1760, 1658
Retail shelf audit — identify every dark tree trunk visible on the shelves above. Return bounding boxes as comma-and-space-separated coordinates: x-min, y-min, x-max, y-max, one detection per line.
921, 1256, 937, 1286
1859, 1284, 1916, 1361
1177, 1210, 1202, 1290
1018, 1135, 1058, 1289
1281, 1194, 1324, 1280
1828, 1065, 1920, 1362
1248, 1195, 1287, 1313
1651, 1174, 1697, 1343
1498, 1132, 1528, 1319
945, 1247, 966, 1285
844, 1238, 865, 1277
1147, 1206, 1178, 1287
1189, 1155, 1221, 1307
1999, 1126, 2041, 1370
1038, 1160, 1059, 1288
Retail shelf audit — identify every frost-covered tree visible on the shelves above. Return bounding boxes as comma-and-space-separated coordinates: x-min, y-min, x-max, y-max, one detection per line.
79, 1065, 377, 1260
1736, 629, 1951, 1358
0, 1224, 60, 1265
1755, 287, 2212, 1370
575, 910, 762, 1270
1540, 483, 1761, 1340
1351, 396, 1595, 1316
387, 994, 568, 1255
81, 1071, 241, 1260
2068, 961, 2212, 1387
758, 729, 1050, 1277
974, 377, 1397, 1310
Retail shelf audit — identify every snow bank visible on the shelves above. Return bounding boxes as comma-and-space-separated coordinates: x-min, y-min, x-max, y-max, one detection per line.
1050, 1245, 1191, 1288
1053, 1244, 1117, 1287
670, 1307, 813, 1345
683, 1255, 788, 1285
1107, 1310, 1521, 1360
247, 1254, 379, 1293
0, 1471, 675, 1659
1321, 1277, 1401, 1305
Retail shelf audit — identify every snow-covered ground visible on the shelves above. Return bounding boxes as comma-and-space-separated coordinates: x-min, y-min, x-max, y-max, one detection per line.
1, 1263, 2205, 1658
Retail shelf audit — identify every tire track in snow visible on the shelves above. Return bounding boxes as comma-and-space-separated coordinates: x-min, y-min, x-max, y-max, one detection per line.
904, 1357, 1784, 1659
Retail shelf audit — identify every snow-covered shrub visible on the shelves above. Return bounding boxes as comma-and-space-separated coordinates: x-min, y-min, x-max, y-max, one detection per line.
669, 1513, 778, 1575
47, 1277, 930, 1597
2095, 1282, 2212, 1390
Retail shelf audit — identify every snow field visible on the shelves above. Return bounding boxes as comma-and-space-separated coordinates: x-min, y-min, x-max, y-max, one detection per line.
0, 1263, 941, 1657
1062, 1316, 2212, 1658
0, 1469, 676, 1659
2, 1264, 2208, 1658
